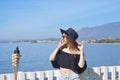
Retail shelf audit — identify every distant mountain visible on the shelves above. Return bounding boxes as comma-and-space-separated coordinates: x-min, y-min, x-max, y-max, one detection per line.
78, 22, 120, 40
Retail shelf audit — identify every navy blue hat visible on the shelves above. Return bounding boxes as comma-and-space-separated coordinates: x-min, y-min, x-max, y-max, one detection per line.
60, 28, 78, 45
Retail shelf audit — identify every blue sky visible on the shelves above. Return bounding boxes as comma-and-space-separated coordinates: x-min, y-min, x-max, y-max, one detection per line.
0, 0, 120, 40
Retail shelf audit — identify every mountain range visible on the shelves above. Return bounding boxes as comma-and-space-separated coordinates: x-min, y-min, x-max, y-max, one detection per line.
78, 22, 120, 40
1, 22, 120, 42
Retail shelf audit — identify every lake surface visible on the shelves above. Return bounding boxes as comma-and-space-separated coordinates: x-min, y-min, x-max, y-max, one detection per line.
0, 43, 120, 74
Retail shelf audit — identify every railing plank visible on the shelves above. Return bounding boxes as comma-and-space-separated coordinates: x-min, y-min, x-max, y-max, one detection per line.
37, 71, 45, 80
109, 66, 116, 80
45, 71, 54, 80
101, 66, 108, 80
54, 70, 60, 80
116, 66, 120, 80
18, 71, 25, 80
29, 72, 35, 80
25, 72, 35, 80
7, 74, 13, 80
0, 74, 5, 80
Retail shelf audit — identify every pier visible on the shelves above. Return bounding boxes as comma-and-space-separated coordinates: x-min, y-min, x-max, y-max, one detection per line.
0, 65, 120, 80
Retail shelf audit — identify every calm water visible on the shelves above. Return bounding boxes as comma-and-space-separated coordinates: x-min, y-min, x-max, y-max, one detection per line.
0, 43, 120, 74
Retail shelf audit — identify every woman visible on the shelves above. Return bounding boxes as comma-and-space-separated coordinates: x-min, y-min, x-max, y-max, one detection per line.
49, 28, 87, 80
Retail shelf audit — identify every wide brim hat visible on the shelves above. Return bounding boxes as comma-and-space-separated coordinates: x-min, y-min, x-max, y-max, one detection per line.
60, 28, 79, 45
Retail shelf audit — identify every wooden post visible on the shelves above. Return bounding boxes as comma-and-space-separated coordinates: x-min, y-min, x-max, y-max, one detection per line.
13, 66, 18, 80
12, 47, 21, 80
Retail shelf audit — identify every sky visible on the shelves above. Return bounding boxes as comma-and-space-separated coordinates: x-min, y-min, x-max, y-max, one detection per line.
0, 0, 120, 41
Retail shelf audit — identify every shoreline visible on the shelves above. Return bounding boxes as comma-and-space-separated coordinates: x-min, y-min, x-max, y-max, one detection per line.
0, 40, 120, 44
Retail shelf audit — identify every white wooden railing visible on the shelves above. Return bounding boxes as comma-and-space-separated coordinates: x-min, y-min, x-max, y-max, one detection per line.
0, 65, 120, 80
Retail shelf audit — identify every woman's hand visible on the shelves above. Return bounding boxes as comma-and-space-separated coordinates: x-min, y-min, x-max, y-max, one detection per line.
77, 42, 84, 55
78, 42, 83, 50
57, 39, 67, 50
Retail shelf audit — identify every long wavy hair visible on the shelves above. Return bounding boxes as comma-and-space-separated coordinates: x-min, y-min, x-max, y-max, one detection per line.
66, 35, 79, 52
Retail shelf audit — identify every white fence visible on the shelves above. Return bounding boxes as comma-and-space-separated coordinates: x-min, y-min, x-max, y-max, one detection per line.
0, 65, 120, 80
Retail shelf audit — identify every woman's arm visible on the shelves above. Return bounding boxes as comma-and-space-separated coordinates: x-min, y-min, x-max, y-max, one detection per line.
78, 44, 85, 68
49, 39, 67, 61
49, 47, 60, 61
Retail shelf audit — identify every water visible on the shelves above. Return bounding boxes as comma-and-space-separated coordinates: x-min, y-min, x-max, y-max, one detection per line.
0, 43, 120, 74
